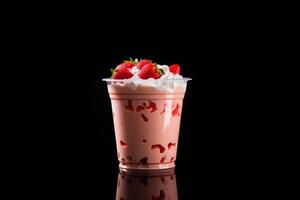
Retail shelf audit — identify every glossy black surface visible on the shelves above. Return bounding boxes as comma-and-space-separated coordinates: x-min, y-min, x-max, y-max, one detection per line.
30, 42, 258, 198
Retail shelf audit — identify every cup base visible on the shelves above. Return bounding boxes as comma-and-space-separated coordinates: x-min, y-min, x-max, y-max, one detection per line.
119, 167, 175, 176
119, 162, 175, 171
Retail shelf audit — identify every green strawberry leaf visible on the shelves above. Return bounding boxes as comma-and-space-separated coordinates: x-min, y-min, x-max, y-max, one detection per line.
124, 57, 138, 65
158, 68, 165, 75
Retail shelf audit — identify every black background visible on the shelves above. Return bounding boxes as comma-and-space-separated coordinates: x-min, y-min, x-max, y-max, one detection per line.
30, 46, 257, 198
16, 6, 264, 198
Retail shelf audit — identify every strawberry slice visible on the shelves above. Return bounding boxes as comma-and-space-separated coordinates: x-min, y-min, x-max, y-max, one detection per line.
169, 64, 180, 74
138, 63, 162, 79
112, 68, 133, 79
136, 59, 152, 70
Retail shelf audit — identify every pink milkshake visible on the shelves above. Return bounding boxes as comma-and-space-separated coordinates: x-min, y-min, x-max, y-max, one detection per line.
103, 58, 191, 171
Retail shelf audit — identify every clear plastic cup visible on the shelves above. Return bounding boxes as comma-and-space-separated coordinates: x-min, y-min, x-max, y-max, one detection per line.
103, 78, 191, 171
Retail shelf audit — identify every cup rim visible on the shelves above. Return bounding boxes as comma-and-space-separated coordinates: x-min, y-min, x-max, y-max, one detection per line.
102, 77, 192, 82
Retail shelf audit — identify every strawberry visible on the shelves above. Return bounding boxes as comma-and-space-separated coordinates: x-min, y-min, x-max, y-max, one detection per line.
116, 61, 135, 71
169, 64, 180, 74
136, 59, 152, 69
112, 67, 133, 79
115, 58, 137, 71
138, 63, 162, 79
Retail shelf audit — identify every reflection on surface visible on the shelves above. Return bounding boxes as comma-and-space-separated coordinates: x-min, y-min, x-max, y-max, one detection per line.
116, 169, 178, 200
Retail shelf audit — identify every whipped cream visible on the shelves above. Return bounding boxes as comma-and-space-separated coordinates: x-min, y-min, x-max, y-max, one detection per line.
130, 64, 183, 80
113, 64, 185, 92
103, 60, 191, 92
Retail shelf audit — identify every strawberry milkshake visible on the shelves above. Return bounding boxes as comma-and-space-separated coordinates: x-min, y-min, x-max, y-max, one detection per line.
103, 58, 191, 171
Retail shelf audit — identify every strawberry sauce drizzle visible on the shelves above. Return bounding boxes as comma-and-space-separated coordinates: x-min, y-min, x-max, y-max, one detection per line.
160, 156, 166, 163
146, 100, 157, 112
172, 103, 180, 116
168, 142, 176, 150
140, 157, 148, 165
151, 144, 165, 153
141, 114, 148, 122
160, 104, 166, 114
125, 99, 134, 111
120, 140, 127, 147
136, 105, 145, 112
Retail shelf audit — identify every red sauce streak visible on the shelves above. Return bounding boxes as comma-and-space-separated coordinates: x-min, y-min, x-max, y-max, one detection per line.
120, 140, 127, 147
143, 102, 146, 107
141, 114, 148, 122
146, 101, 157, 113
136, 105, 145, 112
168, 142, 176, 150
121, 158, 125, 163
170, 157, 175, 162
151, 144, 165, 153
160, 156, 166, 163
140, 157, 148, 165
142, 139, 147, 143
120, 197, 126, 200
125, 99, 134, 111
151, 190, 165, 200
160, 104, 166, 114
172, 103, 180, 116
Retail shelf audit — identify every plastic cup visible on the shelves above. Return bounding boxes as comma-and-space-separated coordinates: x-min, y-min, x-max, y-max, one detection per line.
103, 78, 191, 171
